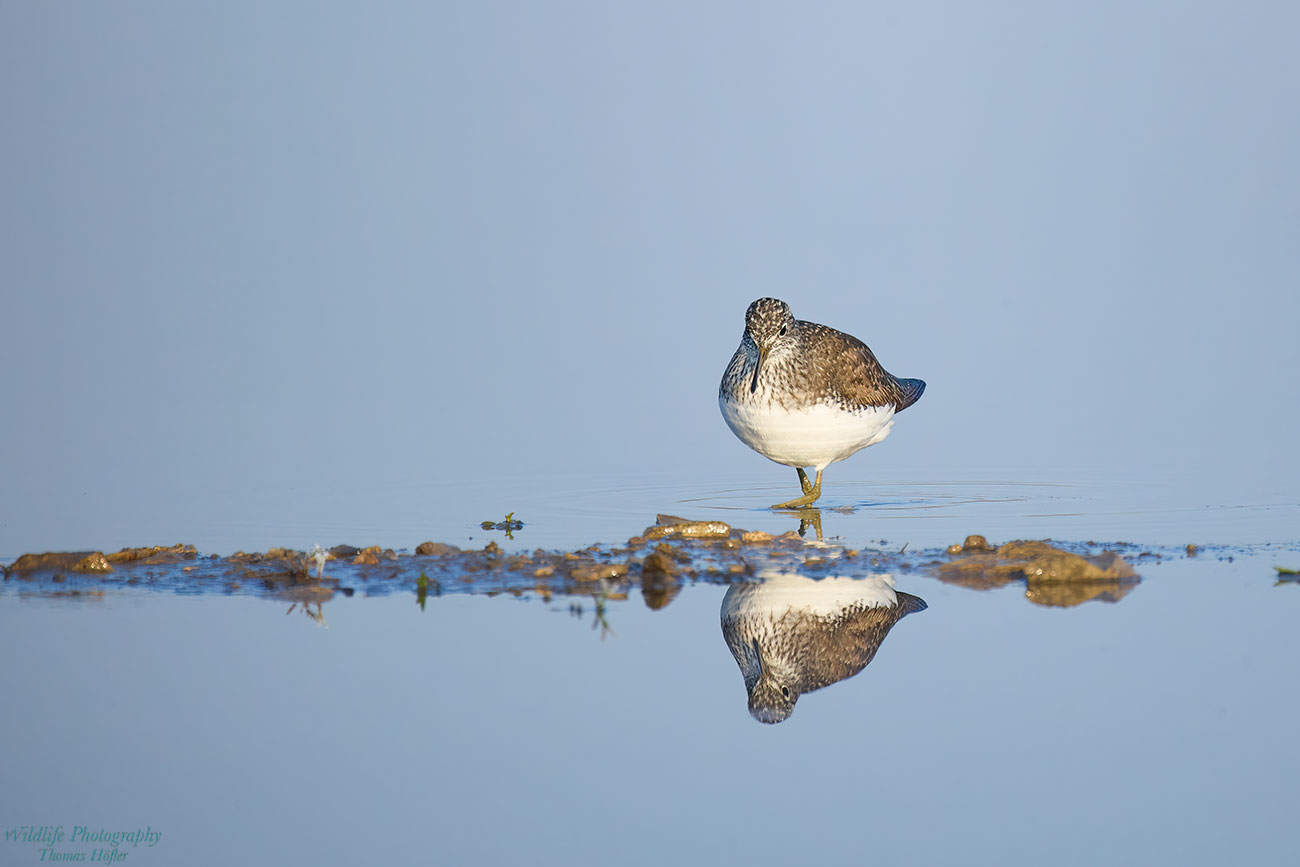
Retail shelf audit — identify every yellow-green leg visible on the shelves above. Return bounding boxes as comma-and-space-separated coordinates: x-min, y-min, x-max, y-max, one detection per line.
771, 467, 823, 509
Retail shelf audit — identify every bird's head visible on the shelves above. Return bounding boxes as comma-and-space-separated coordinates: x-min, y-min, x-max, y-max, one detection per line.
743, 298, 796, 394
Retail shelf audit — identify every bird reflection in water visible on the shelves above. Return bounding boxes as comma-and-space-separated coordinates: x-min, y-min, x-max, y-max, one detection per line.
720, 572, 926, 724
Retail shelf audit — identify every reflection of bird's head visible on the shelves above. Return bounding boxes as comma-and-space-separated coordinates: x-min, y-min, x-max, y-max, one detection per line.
722, 572, 927, 725
743, 298, 797, 393
745, 637, 796, 724
748, 676, 796, 724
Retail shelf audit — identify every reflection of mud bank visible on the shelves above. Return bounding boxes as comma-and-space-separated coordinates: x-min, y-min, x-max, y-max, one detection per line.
4, 518, 1147, 609
938, 535, 1140, 607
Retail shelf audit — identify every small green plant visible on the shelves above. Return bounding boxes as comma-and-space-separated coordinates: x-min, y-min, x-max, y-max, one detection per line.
480, 512, 525, 539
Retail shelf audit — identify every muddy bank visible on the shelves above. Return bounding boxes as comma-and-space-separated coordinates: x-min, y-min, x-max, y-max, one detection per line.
936, 535, 1140, 606
0, 515, 1172, 609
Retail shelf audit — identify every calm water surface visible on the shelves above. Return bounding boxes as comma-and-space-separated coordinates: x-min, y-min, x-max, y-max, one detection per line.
6, 472, 1292, 562
3, 482, 1298, 867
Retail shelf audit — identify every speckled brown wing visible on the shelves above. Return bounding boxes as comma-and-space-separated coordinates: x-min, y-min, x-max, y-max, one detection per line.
797, 321, 925, 412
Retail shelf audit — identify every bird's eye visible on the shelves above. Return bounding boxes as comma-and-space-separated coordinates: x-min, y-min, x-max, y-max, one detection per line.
781, 686, 790, 698
779, 326, 787, 337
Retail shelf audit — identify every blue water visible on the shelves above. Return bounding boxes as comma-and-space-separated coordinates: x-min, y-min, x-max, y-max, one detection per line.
3, 544, 1297, 866
4, 472, 1293, 564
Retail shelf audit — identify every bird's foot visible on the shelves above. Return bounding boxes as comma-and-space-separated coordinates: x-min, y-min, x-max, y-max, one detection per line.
770, 492, 820, 509
772, 469, 822, 509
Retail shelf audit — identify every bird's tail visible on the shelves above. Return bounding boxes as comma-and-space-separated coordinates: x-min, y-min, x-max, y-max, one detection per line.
896, 378, 926, 412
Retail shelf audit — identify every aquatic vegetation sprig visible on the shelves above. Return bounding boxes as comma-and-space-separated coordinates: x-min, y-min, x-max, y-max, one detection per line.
480, 512, 525, 539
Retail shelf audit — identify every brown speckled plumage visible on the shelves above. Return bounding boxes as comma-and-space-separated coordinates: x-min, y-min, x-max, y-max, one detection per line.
719, 297, 925, 413
719, 298, 925, 506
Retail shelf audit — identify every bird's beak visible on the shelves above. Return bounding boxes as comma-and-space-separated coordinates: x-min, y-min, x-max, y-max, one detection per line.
750, 346, 767, 394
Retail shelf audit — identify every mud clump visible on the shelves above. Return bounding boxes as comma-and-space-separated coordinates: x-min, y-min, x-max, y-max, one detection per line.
106, 544, 197, 565
942, 538, 1136, 582
353, 546, 398, 566
996, 541, 1136, 582
641, 548, 677, 576
939, 537, 1139, 607
569, 562, 630, 583
643, 520, 732, 541
416, 541, 460, 556
8, 543, 200, 576
228, 548, 322, 584
947, 534, 995, 555
7, 552, 114, 574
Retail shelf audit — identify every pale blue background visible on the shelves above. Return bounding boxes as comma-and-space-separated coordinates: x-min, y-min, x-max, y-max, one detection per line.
3, 6, 1299, 863
3, 1, 1298, 556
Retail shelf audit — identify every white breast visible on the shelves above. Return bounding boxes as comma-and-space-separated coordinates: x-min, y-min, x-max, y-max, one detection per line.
719, 395, 895, 470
